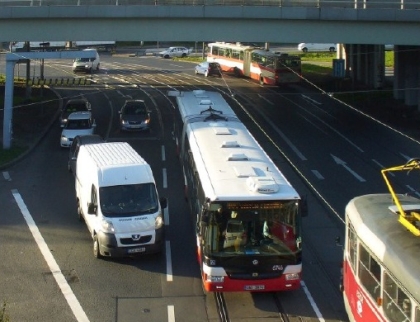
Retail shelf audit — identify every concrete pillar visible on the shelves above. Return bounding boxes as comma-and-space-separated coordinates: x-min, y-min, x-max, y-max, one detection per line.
402, 46, 419, 107
345, 44, 354, 79
394, 45, 405, 100
3, 60, 16, 149
356, 44, 362, 83
373, 45, 385, 89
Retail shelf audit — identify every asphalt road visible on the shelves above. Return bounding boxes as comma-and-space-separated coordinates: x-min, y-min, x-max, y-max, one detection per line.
1, 51, 419, 322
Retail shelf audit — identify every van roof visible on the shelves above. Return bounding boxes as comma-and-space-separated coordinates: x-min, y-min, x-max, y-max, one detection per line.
82, 142, 146, 167
80, 142, 154, 187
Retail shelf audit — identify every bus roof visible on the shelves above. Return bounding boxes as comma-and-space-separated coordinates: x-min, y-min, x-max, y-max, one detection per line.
346, 193, 420, 302
208, 42, 255, 50
174, 90, 300, 202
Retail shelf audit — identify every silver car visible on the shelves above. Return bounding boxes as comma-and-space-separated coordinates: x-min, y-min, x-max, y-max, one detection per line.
60, 112, 96, 148
195, 62, 222, 77
159, 46, 190, 58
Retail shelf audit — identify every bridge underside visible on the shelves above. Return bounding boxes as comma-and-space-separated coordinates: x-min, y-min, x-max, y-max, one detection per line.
343, 45, 420, 109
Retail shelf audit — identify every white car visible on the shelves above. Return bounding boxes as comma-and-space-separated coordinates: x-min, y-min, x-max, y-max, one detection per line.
60, 111, 96, 148
159, 46, 190, 58
297, 43, 336, 53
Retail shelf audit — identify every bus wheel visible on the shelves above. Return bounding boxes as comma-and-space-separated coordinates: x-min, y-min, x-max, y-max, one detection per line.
259, 76, 264, 85
234, 67, 241, 77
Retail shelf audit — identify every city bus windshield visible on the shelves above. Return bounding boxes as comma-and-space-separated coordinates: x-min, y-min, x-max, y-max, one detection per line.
200, 200, 301, 256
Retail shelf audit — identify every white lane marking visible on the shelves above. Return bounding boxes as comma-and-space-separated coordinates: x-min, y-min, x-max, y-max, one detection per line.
164, 200, 170, 226
3, 171, 11, 181
168, 305, 175, 322
166, 241, 173, 282
301, 281, 325, 322
311, 170, 325, 180
400, 153, 411, 161
258, 94, 274, 105
163, 168, 168, 189
406, 185, 420, 197
301, 94, 322, 105
372, 159, 395, 177
12, 190, 90, 322
161, 145, 166, 161
331, 154, 366, 182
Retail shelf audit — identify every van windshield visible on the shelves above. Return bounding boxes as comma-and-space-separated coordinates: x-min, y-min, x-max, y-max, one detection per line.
99, 183, 158, 217
75, 57, 92, 62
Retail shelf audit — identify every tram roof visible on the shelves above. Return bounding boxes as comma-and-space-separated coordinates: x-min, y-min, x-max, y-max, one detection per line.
346, 193, 420, 302
174, 90, 300, 202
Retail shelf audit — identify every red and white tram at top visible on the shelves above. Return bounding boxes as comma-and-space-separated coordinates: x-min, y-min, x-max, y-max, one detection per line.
342, 159, 420, 322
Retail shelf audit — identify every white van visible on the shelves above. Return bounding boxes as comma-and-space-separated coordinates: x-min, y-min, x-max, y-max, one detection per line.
75, 142, 167, 258
72, 48, 100, 73
297, 43, 336, 53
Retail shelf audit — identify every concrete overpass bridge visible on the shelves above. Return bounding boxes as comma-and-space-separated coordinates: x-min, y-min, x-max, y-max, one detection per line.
1, 0, 420, 147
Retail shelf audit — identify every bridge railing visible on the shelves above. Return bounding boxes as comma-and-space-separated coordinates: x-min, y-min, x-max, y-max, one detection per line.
0, 0, 419, 9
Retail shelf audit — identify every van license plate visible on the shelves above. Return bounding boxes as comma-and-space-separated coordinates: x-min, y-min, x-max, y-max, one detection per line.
128, 247, 145, 254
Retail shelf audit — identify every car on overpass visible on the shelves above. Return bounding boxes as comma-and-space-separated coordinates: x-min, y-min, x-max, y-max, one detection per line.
297, 43, 336, 53
159, 46, 190, 58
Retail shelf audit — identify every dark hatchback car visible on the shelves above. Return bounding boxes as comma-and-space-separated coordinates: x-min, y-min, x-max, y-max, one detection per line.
194, 61, 222, 77
67, 134, 104, 174
119, 100, 151, 131
60, 98, 91, 128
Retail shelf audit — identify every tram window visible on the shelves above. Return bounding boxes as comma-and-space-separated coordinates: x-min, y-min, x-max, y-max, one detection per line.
415, 305, 420, 322
347, 223, 357, 270
358, 245, 381, 300
383, 272, 411, 322
239, 50, 244, 60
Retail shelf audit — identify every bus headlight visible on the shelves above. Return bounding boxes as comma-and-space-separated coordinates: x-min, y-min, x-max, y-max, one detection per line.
285, 273, 300, 281
207, 276, 224, 283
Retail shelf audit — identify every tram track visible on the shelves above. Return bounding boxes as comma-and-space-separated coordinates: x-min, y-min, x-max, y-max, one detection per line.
214, 292, 230, 322
215, 291, 307, 322
89, 62, 346, 321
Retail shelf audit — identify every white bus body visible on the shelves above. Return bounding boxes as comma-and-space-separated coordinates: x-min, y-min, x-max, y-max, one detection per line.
171, 90, 304, 292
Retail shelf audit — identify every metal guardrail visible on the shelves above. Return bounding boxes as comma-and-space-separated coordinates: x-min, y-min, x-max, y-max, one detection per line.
0, 0, 419, 10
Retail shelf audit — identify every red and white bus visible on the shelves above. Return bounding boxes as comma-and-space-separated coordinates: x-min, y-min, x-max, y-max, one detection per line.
169, 89, 307, 292
342, 158, 420, 322
207, 42, 302, 85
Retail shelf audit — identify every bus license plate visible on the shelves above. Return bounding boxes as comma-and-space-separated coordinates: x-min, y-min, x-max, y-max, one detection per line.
244, 285, 265, 291
128, 247, 145, 254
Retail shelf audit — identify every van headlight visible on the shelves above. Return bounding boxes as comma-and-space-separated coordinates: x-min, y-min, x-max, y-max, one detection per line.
100, 218, 115, 233
61, 135, 68, 142
155, 215, 163, 229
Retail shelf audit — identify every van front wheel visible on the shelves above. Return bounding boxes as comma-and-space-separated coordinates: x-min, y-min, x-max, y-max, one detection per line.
93, 235, 102, 259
